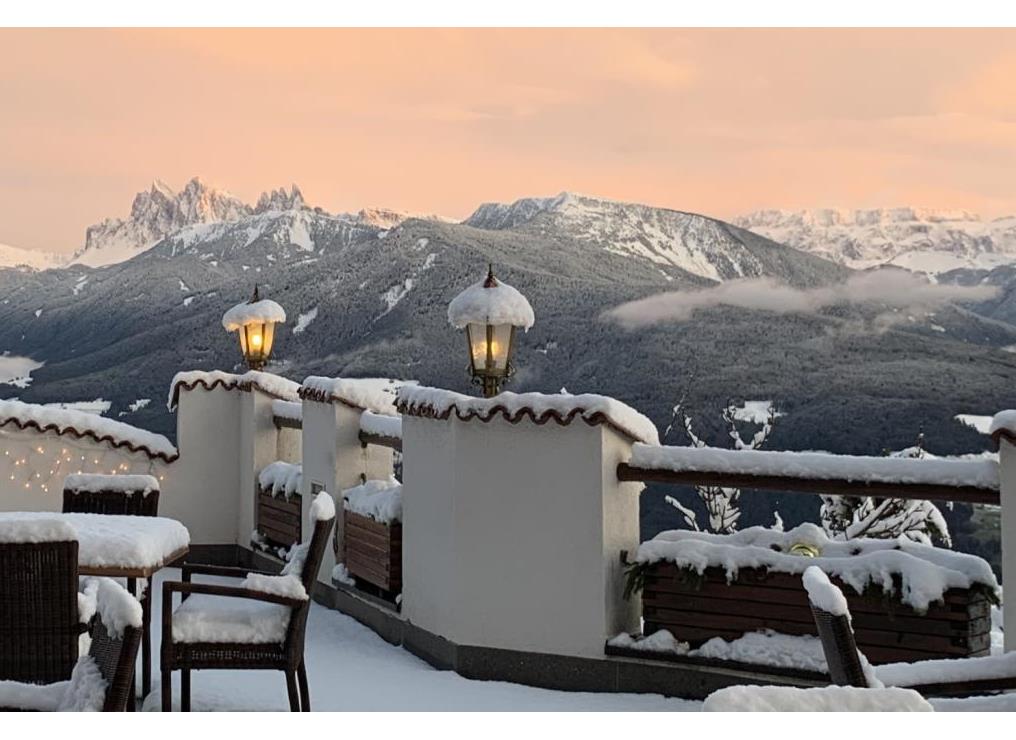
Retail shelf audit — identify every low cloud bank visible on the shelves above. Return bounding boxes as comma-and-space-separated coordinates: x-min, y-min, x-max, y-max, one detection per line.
604, 271, 998, 328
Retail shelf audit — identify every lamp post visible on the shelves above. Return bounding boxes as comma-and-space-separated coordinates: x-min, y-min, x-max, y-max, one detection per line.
222, 285, 287, 371
447, 265, 535, 398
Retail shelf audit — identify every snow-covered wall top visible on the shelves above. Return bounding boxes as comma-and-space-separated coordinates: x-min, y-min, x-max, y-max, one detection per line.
168, 370, 301, 410
258, 461, 302, 498
221, 298, 287, 331
0, 399, 178, 463
396, 386, 660, 445
271, 400, 303, 422
990, 410, 1016, 444
628, 443, 999, 490
636, 523, 1000, 612
343, 477, 402, 524
299, 376, 412, 416
447, 273, 535, 330
360, 410, 402, 440
63, 473, 159, 495
0, 518, 77, 544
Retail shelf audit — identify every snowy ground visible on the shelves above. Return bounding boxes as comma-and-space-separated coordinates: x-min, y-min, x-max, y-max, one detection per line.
141, 569, 699, 712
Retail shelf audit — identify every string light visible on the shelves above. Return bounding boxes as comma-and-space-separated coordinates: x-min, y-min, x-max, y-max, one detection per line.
0, 429, 170, 495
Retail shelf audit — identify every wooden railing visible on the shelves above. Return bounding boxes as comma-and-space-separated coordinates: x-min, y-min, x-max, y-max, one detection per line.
617, 445, 1000, 506
358, 430, 402, 452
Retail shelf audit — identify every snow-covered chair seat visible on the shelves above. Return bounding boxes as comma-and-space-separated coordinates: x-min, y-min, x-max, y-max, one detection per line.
0, 577, 143, 712
804, 566, 1016, 698
160, 492, 336, 712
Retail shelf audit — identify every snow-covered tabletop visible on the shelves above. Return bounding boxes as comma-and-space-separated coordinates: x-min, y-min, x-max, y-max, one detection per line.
0, 512, 190, 575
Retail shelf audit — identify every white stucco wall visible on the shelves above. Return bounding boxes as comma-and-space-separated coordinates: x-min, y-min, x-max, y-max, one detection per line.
162, 386, 242, 545
0, 426, 169, 513
401, 413, 642, 659
1001, 439, 1016, 652
300, 399, 394, 584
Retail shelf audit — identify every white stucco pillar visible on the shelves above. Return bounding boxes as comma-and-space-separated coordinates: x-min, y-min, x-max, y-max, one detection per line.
238, 388, 279, 548
1000, 437, 1016, 652
400, 411, 643, 660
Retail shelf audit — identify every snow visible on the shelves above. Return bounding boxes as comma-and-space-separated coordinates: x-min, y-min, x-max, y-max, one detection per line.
0, 656, 107, 712
271, 399, 302, 422
64, 473, 159, 495
629, 442, 999, 490
168, 370, 301, 410
0, 398, 177, 460
703, 685, 932, 712
43, 398, 111, 416
637, 523, 1000, 612
182, 296, 195, 307
0, 355, 44, 388
360, 409, 402, 439
729, 400, 781, 424
876, 651, 1016, 688
172, 592, 292, 644
447, 273, 535, 330
956, 414, 992, 435
258, 461, 302, 498
141, 568, 697, 711
397, 386, 660, 445
221, 298, 287, 331
292, 306, 318, 334
128, 398, 151, 413
310, 490, 336, 522
241, 573, 308, 601
82, 576, 144, 637
380, 278, 414, 316
0, 512, 189, 570
343, 478, 402, 524
989, 410, 1016, 438
803, 565, 850, 616
300, 376, 410, 416
694, 629, 828, 673
0, 517, 77, 543
607, 629, 687, 655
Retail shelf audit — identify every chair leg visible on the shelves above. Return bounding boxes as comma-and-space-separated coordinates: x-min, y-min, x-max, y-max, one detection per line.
297, 661, 310, 711
161, 669, 171, 712
181, 670, 191, 712
285, 670, 300, 711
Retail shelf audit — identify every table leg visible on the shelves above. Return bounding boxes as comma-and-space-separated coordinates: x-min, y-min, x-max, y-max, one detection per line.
127, 577, 137, 711
142, 577, 152, 698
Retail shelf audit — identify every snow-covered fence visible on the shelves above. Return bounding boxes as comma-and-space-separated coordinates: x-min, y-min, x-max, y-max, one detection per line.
618, 444, 1001, 506
991, 414, 1016, 652
395, 386, 656, 659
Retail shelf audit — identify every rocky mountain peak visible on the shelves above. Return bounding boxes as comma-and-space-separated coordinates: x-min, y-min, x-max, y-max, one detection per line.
255, 184, 306, 214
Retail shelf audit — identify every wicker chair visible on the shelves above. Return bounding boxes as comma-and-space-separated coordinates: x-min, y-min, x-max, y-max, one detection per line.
805, 567, 1016, 698
62, 474, 160, 517
0, 528, 81, 684
161, 505, 335, 712
0, 578, 142, 711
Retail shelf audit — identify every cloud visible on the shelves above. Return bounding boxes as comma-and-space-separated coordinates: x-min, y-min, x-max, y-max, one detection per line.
603, 270, 998, 329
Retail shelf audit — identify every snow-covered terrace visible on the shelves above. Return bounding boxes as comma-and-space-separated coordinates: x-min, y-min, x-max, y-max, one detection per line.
5, 370, 1016, 710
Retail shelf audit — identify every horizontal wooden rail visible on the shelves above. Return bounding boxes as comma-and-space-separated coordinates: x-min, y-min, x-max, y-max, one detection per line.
359, 430, 402, 452
616, 463, 1000, 506
273, 415, 302, 430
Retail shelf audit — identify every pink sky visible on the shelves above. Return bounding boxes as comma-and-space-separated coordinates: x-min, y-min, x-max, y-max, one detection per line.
2, 28, 1016, 253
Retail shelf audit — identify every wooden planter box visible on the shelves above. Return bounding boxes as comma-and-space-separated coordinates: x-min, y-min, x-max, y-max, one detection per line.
642, 563, 992, 665
257, 491, 302, 550
343, 511, 402, 596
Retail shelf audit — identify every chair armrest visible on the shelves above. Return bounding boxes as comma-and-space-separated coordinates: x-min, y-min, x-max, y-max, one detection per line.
181, 562, 277, 580
163, 580, 306, 607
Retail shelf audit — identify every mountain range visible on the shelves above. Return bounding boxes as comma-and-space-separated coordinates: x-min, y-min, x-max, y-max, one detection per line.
1, 181, 1015, 559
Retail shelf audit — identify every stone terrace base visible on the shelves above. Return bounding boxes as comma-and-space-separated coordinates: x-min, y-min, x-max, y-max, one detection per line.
225, 547, 826, 700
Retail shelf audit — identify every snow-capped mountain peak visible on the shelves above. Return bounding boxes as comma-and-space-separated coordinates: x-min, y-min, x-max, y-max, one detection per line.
465, 192, 835, 283
734, 207, 1016, 274
0, 242, 66, 271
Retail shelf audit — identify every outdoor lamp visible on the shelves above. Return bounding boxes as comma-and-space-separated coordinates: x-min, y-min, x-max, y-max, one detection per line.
448, 265, 535, 398
222, 285, 287, 371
